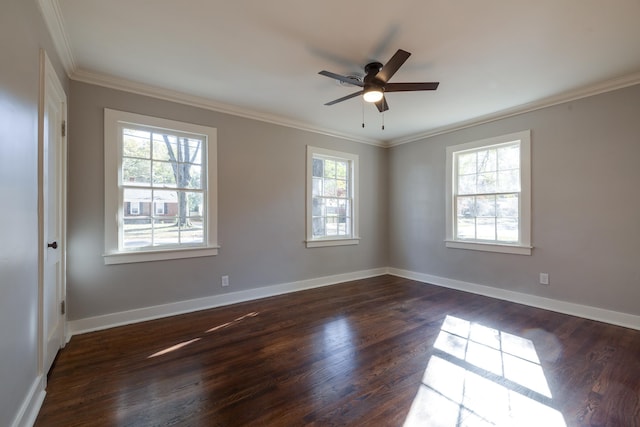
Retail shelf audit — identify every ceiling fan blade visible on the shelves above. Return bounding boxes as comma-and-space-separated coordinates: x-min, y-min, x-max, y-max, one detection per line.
376, 49, 411, 83
318, 70, 364, 87
385, 82, 440, 92
324, 90, 363, 106
375, 96, 389, 112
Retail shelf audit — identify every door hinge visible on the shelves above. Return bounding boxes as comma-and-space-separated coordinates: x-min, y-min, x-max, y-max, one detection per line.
61, 120, 66, 137
61, 300, 66, 315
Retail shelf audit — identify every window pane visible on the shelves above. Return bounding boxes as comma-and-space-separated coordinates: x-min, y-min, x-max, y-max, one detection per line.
312, 217, 325, 237
123, 212, 153, 249
153, 190, 178, 219
498, 170, 519, 193
337, 222, 347, 235
123, 129, 150, 159
338, 199, 349, 222
180, 164, 202, 190
476, 195, 496, 217
312, 158, 323, 177
498, 145, 519, 170
497, 218, 518, 242
312, 197, 324, 216
323, 179, 337, 197
325, 160, 336, 178
477, 149, 497, 173
152, 133, 177, 161
186, 192, 204, 216
457, 196, 475, 218
336, 179, 347, 197
122, 158, 151, 185
183, 138, 203, 165
477, 217, 496, 240
326, 197, 338, 216
326, 216, 338, 236
458, 152, 476, 175
458, 175, 476, 195
152, 161, 176, 187
457, 217, 475, 239
124, 188, 151, 216
336, 161, 348, 180
180, 216, 204, 244
497, 194, 518, 218
153, 218, 179, 246
477, 172, 497, 193
312, 177, 322, 197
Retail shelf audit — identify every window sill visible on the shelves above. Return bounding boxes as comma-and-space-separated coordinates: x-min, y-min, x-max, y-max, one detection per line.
306, 238, 360, 248
445, 240, 532, 255
104, 246, 219, 265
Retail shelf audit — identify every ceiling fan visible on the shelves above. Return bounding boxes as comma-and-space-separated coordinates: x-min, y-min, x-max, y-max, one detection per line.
319, 49, 439, 112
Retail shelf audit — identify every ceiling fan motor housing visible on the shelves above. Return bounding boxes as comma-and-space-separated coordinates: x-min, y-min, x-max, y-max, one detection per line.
364, 62, 385, 93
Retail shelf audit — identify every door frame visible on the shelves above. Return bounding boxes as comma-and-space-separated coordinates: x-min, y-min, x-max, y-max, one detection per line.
38, 49, 68, 377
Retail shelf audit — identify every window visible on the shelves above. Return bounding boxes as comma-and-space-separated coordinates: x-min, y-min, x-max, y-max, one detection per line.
446, 130, 531, 255
129, 201, 140, 215
306, 146, 359, 248
104, 109, 218, 264
154, 202, 165, 215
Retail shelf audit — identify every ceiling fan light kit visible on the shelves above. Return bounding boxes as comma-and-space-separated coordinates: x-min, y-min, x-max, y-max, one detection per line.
319, 49, 439, 113
363, 88, 384, 103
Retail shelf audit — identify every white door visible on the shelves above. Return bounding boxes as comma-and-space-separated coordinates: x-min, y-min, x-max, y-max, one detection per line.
41, 50, 67, 375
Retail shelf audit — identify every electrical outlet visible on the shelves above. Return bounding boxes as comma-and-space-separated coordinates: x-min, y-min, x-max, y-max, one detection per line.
539, 273, 549, 285
221, 275, 229, 287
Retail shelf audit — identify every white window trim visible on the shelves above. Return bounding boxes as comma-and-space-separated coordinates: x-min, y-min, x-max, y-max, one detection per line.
305, 146, 360, 248
104, 109, 219, 264
445, 130, 532, 255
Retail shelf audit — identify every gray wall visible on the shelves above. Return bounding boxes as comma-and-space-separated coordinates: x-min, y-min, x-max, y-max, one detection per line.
0, 0, 68, 425
389, 84, 640, 316
67, 81, 389, 320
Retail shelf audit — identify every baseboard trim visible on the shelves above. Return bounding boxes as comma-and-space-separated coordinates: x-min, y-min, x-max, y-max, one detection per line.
388, 268, 640, 331
11, 375, 45, 427
68, 268, 387, 337
68, 266, 640, 338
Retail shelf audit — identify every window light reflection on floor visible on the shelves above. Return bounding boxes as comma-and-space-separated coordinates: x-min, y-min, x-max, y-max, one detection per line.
146, 311, 259, 359
404, 315, 567, 427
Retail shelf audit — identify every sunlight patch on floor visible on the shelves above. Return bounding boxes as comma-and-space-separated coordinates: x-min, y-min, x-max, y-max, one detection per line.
404, 315, 566, 427
148, 338, 202, 358
147, 311, 259, 359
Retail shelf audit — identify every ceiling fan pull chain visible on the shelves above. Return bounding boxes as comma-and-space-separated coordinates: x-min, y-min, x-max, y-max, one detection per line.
382, 112, 385, 131
362, 98, 365, 128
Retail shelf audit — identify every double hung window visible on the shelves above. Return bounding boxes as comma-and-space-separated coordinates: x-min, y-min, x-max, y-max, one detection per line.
306, 146, 359, 247
104, 109, 218, 264
446, 130, 531, 255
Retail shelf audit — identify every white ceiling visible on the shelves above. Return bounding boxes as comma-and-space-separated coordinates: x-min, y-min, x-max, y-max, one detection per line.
42, 0, 640, 145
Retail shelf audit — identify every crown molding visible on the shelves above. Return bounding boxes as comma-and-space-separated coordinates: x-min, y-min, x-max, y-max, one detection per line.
37, 0, 76, 75
38, 0, 381, 147
70, 69, 384, 147
39, 0, 639, 149
388, 71, 640, 147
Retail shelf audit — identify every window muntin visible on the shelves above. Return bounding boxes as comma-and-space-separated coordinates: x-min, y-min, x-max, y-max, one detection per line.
104, 109, 218, 264
306, 146, 359, 247
446, 130, 531, 255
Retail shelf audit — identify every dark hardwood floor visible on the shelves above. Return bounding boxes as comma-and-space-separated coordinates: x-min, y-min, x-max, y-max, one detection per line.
36, 276, 640, 426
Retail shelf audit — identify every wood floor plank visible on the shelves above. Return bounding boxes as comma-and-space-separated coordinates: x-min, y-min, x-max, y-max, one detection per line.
35, 276, 640, 426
